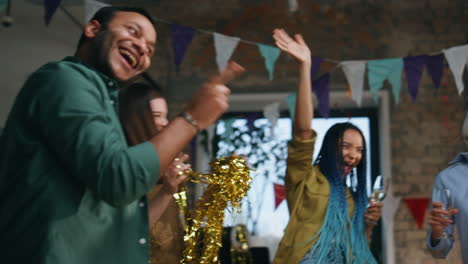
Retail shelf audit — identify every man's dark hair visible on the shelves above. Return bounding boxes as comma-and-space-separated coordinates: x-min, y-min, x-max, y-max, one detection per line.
76, 6, 156, 49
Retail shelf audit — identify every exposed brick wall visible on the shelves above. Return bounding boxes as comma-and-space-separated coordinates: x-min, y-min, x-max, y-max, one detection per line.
137, 0, 467, 262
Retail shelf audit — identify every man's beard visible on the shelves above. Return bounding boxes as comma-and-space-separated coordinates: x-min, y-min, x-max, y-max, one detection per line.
89, 30, 114, 78
88, 30, 143, 86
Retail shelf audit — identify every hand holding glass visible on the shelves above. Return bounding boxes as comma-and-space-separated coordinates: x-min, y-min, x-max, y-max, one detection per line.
434, 187, 456, 239
370, 175, 387, 203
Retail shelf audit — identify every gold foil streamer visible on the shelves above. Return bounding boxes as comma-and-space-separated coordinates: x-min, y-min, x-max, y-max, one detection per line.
180, 156, 252, 264
173, 186, 188, 230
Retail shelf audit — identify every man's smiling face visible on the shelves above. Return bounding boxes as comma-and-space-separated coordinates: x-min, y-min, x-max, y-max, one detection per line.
90, 11, 156, 82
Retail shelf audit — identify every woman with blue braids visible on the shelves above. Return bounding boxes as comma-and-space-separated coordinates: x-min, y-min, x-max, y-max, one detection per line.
272, 29, 383, 264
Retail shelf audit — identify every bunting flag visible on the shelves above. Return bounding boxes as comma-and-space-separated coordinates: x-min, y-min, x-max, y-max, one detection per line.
313, 73, 331, 118
37, 5, 468, 109
171, 24, 197, 72
258, 44, 281, 80
341, 60, 366, 106
404, 197, 430, 229
403, 55, 428, 103
426, 54, 444, 89
263, 102, 280, 138
367, 58, 404, 104
84, 0, 109, 23
44, 0, 61, 26
273, 183, 286, 209
443, 45, 468, 94
311, 56, 323, 80
214, 33, 240, 73
286, 92, 297, 119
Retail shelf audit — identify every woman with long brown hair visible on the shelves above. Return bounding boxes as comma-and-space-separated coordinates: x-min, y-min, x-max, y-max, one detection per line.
119, 82, 188, 264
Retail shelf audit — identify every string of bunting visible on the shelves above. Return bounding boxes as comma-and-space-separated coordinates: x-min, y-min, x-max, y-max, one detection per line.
45, 1, 467, 120
155, 10, 466, 120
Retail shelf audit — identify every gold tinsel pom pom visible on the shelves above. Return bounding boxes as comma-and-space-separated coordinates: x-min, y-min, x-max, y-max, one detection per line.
180, 156, 252, 264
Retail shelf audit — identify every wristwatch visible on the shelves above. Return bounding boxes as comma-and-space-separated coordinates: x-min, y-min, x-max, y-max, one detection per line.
178, 112, 200, 132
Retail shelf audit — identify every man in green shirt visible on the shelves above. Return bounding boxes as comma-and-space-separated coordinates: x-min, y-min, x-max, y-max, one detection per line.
0, 6, 243, 264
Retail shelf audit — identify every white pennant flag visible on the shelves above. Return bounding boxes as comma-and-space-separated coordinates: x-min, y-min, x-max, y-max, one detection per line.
263, 102, 280, 138
341, 61, 366, 107
443, 44, 468, 95
214, 33, 240, 73
84, 0, 110, 23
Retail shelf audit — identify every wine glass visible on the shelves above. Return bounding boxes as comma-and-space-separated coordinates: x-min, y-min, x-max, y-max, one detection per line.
370, 175, 387, 203
434, 187, 456, 239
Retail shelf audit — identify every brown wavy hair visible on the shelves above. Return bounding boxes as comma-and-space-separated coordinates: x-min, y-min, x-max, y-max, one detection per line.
119, 82, 165, 146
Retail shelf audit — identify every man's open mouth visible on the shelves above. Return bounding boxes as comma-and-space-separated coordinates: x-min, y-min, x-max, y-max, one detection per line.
119, 48, 139, 69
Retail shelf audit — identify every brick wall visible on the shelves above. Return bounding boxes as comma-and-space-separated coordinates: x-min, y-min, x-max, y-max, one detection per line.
139, 0, 467, 262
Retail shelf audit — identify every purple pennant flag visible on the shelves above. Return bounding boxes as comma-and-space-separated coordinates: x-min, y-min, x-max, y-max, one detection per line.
426, 54, 444, 88
44, 0, 61, 26
311, 56, 323, 80
313, 73, 331, 118
171, 24, 196, 72
404, 55, 428, 103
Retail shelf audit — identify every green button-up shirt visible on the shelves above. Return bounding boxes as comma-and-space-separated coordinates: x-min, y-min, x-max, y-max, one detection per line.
0, 57, 160, 264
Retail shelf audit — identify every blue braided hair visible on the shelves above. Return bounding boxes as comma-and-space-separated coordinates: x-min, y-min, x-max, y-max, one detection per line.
306, 122, 376, 263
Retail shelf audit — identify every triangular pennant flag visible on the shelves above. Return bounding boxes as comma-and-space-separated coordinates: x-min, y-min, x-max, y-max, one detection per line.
341, 60, 366, 107
263, 102, 280, 138
404, 55, 428, 103
258, 44, 281, 80
367, 58, 404, 104
213, 33, 240, 73
84, 0, 109, 23
426, 54, 444, 89
313, 73, 331, 118
403, 197, 430, 229
171, 24, 196, 72
311, 56, 323, 80
286, 92, 297, 119
274, 184, 286, 209
443, 45, 468, 94
44, 0, 62, 26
